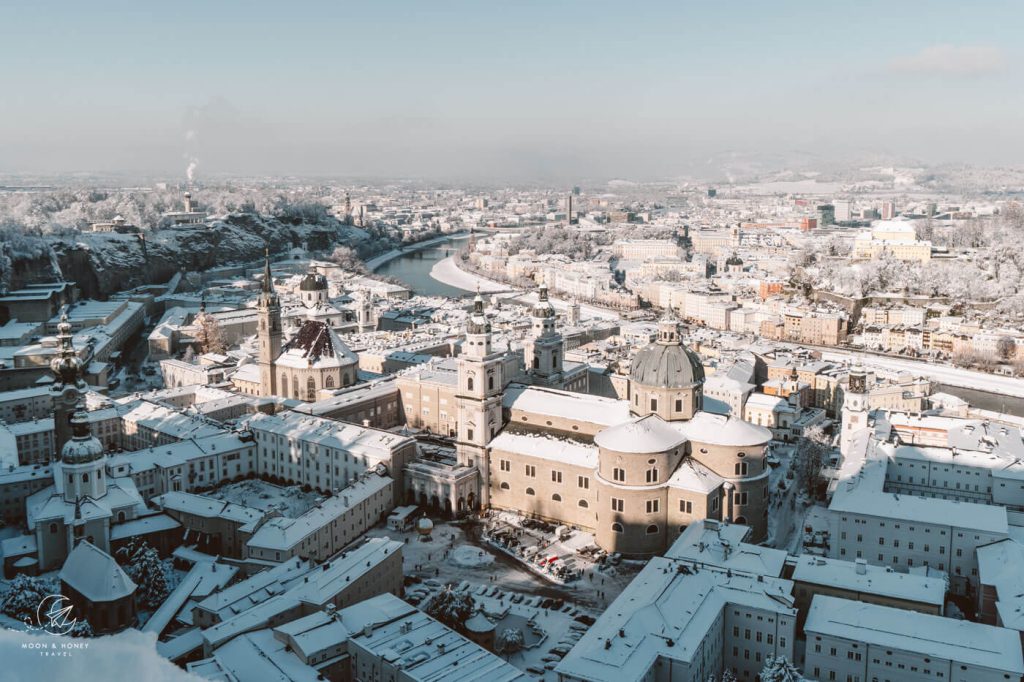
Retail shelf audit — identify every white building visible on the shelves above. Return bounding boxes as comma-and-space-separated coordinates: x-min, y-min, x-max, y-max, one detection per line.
805, 595, 1023, 682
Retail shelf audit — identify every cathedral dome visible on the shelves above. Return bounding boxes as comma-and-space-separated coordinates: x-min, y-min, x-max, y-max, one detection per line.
299, 272, 328, 292
62, 408, 104, 464
630, 319, 704, 390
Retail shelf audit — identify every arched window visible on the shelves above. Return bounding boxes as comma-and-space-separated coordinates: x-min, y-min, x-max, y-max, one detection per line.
578, 499, 589, 508
281, 374, 288, 396
735, 462, 748, 476
49, 523, 58, 534
488, 375, 494, 390
646, 524, 659, 535
552, 493, 562, 502
307, 377, 316, 400
82, 473, 89, 483
525, 487, 535, 496
500, 482, 510, 490
467, 376, 475, 391
734, 515, 747, 525
325, 375, 335, 389
117, 511, 126, 523
611, 522, 624, 533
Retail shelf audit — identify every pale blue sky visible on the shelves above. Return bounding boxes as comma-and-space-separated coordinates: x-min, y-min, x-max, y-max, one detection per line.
1, 1, 1021, 180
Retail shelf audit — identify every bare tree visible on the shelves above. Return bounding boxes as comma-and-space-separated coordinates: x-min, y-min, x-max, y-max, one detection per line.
794, 425, 830, 498
193, 311, 226, 354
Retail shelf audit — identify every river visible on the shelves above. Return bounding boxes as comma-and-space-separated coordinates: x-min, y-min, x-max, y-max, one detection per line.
372, 235, 474, 298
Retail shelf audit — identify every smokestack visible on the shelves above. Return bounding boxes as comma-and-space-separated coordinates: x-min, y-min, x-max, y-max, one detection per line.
184, 192, 193, 213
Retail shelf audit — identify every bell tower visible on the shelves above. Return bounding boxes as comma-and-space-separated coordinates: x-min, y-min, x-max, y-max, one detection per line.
456, 292, 503, 508
258, 248, 282, 397
841, 365, 869, 456
526, 284, 564, 387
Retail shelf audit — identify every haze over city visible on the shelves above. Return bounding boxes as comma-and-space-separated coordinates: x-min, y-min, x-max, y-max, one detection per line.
2, 0, 1024, 180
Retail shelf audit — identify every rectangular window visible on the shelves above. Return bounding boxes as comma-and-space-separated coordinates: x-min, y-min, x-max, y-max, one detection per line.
578, 476, 590, 489
646, 499, 659, 514
611, 498, 624, 512
525, 465, 536, 478
499, 459, 510, 472
551, 470, 562, 483
680, 500, 692, 513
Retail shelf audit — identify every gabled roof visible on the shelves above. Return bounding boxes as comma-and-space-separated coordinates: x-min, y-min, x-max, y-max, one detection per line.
60, 541, 136, 603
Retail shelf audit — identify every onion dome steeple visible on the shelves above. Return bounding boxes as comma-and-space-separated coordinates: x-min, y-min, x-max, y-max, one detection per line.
61, 401, 104, 464
532, 283, 556, 319
467, 289, 491, 335
50, 309, 84, 386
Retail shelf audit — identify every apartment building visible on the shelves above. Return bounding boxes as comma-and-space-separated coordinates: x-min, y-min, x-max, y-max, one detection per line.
805, 595, 1022, 682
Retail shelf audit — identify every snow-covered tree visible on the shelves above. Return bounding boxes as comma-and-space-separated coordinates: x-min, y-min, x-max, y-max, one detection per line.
759, 655, 805, 682
193, 310, 225, 354
794, 424, 831, 499
1, 574, 58, 622
122, 543, 170, 610
425, 588, 475, 632
497, 627, 524, 655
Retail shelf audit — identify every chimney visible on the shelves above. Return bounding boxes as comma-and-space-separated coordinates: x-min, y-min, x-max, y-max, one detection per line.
855, 558, 867, 575
184, 192, 193, 213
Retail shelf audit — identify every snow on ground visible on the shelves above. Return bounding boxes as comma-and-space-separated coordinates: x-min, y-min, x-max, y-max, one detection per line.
206, 479, 320, 518
1, 628, 199, 682
430, 255, 508, 293
365, 518, 639, 612
449, 544, 495, 568
401, 557, 599, 680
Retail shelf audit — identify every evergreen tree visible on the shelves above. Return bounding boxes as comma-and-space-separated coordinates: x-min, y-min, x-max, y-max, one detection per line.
759, 655, 805, 682
424, 588, 475, 632
123, 543, 170, 610
1, 574, 58, 622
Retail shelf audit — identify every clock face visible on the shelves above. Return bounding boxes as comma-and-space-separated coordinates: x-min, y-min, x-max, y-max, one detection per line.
62, 387, 79, 403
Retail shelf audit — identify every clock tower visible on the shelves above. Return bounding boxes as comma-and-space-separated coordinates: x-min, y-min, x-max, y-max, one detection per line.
841, 365, 869, 456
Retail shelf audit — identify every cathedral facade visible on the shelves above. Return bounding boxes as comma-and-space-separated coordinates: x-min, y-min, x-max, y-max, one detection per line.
454, 299, 772, 557
257, 254, 359, 400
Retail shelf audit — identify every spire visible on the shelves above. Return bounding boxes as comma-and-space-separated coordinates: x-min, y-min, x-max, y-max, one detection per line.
51, 306, 84, 386
262, 247, 274, 294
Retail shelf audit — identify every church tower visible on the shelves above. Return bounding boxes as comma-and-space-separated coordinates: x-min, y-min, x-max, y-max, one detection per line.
60, 402, 107, 504
258, 248, 282, 397
841, 365, 869, 456
356, 289, 376, 333
49, 309, 86, 457
456, 292, 504, 508
526, 284, 564, 387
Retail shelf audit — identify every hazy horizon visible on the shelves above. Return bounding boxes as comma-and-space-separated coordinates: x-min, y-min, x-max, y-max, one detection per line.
2, 1, 1022, 182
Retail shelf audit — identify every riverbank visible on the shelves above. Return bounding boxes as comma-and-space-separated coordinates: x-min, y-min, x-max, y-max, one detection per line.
365, 232, 468, 271
429, 255, 508, 293
431, 255, 622, 321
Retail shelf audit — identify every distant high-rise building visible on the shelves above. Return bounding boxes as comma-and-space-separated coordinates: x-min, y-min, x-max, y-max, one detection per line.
707, 188, 717, 198
881, 200, 897, 220
834, 199, 852, 222
817, 204, 836, 226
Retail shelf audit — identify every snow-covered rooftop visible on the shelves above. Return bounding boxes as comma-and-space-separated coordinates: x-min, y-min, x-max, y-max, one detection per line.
806, 595, 1024, 674
59, 540, 136, 603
